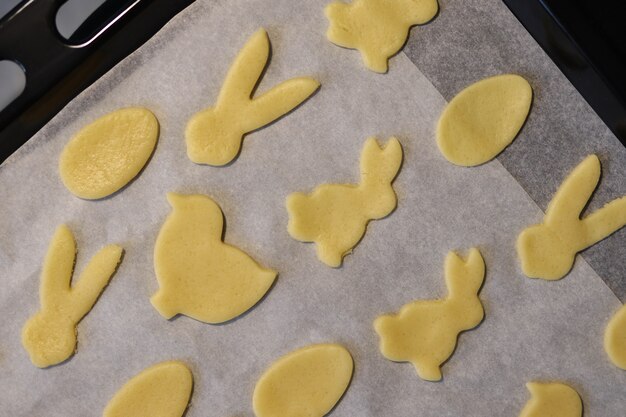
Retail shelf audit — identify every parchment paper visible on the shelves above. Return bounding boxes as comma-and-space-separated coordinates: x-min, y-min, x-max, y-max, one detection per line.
1, 0, 624, 415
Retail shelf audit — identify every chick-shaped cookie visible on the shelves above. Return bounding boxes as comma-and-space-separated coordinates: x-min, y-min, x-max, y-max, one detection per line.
517, 154, 626, 280
185, 28, 320, 166
325, 0, 439, 73
22, 225, 123, 368
151, 193, 277, 323
518, 382, 582, 417
287, 137, 402, 267
374, 248, 485, 381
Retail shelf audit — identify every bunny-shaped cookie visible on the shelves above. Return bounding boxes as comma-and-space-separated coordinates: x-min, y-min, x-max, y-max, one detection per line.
185, 28, 320, 166
517, 154, 626, 280
21, 225, 122, 368
287, 137, 402, 267
325, 0, 438, 73
374, 248, 485, 381
518, 382, 582, 417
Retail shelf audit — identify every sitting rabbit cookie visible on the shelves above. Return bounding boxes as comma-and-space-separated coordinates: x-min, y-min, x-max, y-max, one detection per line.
374, 248, 485, 381
22, 225, 123, 368
287, 137, 402, 267
253, 344, 353, 417
325, 0, 439, 73
103, 361, 193, 417
605, 304, 626, 370
518, 382, 582, 417
517, 154, 626, 280
151, 193, 277, 323
186, 28, 320, 166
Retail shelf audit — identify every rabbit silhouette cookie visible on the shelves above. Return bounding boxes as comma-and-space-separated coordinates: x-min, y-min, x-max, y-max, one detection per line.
518, 382, 582, 417
325, 0, 438, 72
103, 361, 193, 417
151, 193, 277, 323
22, 225, 123, 368
374, 248, 485, 381
287, 137, 402, 267
253, 344, 353, 417
186, 28, 320, 166
605, 304, 626, 370
517, 155, 626, 280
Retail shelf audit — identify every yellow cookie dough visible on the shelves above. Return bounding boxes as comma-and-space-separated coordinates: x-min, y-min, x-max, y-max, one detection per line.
253, 344, 353, 417
186, 28, 319, 166
325, 0, 438, 73
151, 193, 277, 323
518, 382, 582, 417
287, 137, 402, 267
605, 304, 626, 370
436, 74, 532, 166
103, 361, 193, 417
59, 107, 159, 199
21, 225, 122, 368
517, 154, 626, 280
374, 248, 484, 381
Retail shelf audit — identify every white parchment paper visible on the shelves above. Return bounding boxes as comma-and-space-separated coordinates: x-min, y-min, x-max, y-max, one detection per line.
1, 0, 624, 415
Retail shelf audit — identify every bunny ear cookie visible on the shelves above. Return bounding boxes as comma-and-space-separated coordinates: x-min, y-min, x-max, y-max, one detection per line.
517, 154, 626, 280
185, 28, 320, 166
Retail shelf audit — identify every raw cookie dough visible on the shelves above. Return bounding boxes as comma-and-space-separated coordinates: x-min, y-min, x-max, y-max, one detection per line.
103, 361, 193, 417
151, 193, 277, 323
59, 107, 159, 199
21, 225, 122, 368
325, 0, 438, 73
517, 154, 626, 280
436, 74, 532, 166
185, 28, 319, 166
253, 344, 353, 417
605, 304, 626, 370
518, 382, 582, 417
286, 137, 402, 267
374, 248, 485, 381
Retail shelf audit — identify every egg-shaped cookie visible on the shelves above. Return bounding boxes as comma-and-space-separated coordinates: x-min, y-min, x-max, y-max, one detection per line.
436, 74, 532, 166
253, 344, 353, 417
59, 107, 158, 199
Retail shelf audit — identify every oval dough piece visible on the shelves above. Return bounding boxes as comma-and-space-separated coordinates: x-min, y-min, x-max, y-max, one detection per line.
605, 304, 626, 370
103, 361, 193, 417
151, 193, 277, 323
59, 107, 159, 199
253, 344, 353, 417
518, 382, 582, 417
436, 74, 532, 166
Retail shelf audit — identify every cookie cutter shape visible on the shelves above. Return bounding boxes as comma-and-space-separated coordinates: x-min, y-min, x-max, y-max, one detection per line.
374, 248, 485, 381
185, 28, 320, 166
605, 304, 626, 370
151, 193, 277, 323
517, 154, 626, 280
325, 0, 438, 73
287, 137, 402, 267
22, 225, 123, 368
518, 382, 582, 417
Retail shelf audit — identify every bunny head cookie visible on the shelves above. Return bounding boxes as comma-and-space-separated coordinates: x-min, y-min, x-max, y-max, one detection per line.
185, 28, 319, 166
22, 225, 122, 368
287, 137, 402, 267
517, 155, 626, 280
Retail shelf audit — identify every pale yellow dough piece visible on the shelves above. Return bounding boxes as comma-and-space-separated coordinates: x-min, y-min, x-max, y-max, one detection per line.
436, 74, 532, 166
517, 154, 626, 280
59, 107, 159, 199
325, 0, 438, 73
21, 225, 122, 368
103, 361, 193, 417
518, 382, 582, 417
253, 344, 353, 417
287, 137, 402, 267
185, 28, 319, 166
605, 304, 626, 370
151, 193, 277, 323
374, 248, 484, 381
